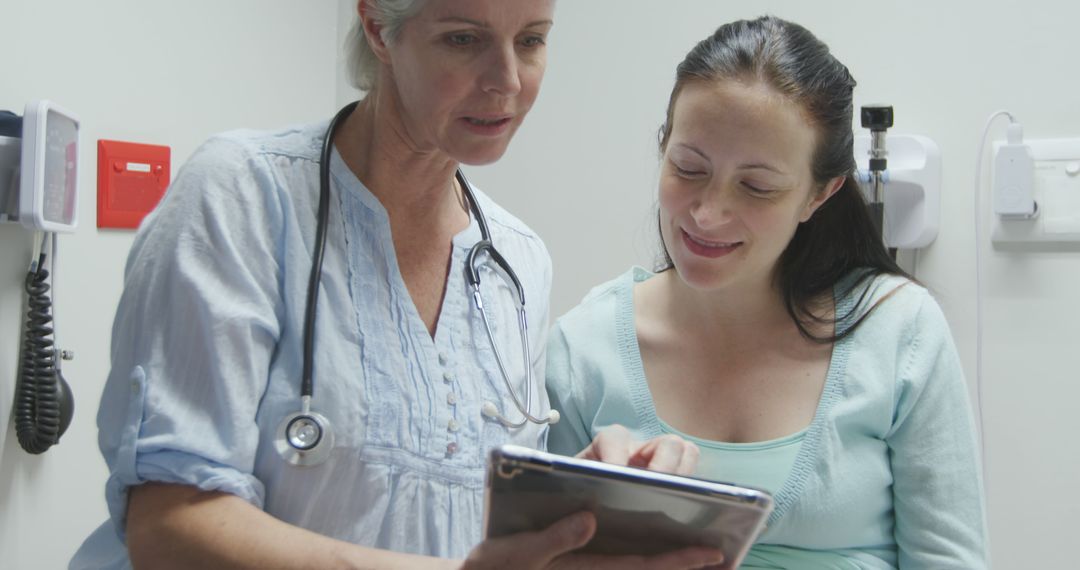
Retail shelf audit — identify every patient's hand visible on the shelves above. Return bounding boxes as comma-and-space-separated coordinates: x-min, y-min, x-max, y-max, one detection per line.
577, 425, 700, 476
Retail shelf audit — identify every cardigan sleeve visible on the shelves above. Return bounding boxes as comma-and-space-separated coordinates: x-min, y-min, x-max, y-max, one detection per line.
544, 320, 594, 456
887, 292, 989, 569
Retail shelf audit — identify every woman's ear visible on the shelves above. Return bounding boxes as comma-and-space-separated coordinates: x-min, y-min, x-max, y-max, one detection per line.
358, 0, 392, 64
799, 175, 845, 223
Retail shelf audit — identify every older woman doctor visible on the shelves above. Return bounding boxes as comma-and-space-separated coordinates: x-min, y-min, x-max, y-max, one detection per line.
70, 1, 717, 569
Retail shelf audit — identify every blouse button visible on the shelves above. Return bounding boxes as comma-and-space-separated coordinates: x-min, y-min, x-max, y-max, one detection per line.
443, 371, 454, 383
438, 352, 448, 365
448, 419, 460, 433
447, 392, 458, 405
446, 441, 459, 455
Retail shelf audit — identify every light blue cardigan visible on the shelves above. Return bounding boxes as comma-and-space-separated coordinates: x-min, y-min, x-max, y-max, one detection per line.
546, 267, 988, 569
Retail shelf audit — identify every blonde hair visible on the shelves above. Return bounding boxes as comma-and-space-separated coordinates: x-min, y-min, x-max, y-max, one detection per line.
345, 0, 428, 91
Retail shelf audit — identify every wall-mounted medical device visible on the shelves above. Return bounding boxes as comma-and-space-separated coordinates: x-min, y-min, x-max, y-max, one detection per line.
991, 135, 1080, 245
854, 128, 942, 249
0, 100, 80, 232
0, 99, 79, 454
861, 105, 892, 240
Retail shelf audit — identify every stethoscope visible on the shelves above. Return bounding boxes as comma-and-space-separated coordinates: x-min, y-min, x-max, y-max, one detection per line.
275, 102, 559, 467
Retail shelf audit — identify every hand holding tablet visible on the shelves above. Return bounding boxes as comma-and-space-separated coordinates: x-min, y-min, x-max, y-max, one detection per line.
484, 445, 773, 568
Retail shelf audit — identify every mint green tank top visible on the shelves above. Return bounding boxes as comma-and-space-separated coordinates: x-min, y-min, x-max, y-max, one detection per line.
657, 418, 805, 494
658, 421, 887, 569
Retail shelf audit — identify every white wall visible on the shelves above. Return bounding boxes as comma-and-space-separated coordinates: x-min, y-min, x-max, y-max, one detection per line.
3, 0, 1077, 567
0, 1, 340, 568
463, 1, 1079, 568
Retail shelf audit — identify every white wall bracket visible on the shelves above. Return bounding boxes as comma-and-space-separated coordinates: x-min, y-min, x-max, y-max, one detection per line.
854, 134, 942, 249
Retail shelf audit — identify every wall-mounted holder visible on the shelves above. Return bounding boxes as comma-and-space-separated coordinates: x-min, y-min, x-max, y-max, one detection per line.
992, 138, 1080, 246
0, 100, 80, 233
0, 100, 79, 454
854, 134, 941, 249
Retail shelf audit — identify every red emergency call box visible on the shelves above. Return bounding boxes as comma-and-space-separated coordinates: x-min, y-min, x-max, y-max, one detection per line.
97, 139, 171, 229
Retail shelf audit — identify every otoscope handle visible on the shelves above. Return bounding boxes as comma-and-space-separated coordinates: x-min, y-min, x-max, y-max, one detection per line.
868, 201, 885, 238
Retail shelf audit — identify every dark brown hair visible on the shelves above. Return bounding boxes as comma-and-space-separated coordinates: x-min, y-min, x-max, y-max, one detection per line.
657, 16, 911, 342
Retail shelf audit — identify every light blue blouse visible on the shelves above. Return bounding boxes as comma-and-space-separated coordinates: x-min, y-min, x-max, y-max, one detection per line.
547, 267, 988, 569
71, 122, 553, 568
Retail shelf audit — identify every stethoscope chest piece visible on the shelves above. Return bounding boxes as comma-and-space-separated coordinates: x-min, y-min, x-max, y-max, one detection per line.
275, 407, 335, 467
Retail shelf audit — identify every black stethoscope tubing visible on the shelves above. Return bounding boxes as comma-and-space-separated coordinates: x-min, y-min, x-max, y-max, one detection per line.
302, 102, 507, 402
300, 102, 356, 401
279, 103, 557, 467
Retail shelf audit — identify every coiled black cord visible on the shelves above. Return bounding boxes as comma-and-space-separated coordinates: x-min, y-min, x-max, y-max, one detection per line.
15, 245, 74, 454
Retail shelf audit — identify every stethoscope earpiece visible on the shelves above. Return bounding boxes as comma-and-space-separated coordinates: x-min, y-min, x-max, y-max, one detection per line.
481, 401, 500, 420
481, 400, 559, 427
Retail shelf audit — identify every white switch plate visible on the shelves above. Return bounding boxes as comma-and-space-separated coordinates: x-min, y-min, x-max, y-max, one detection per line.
992, 138, 1080, 245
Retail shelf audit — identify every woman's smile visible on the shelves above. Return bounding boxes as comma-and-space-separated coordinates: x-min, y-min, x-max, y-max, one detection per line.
681, 229, 742, 258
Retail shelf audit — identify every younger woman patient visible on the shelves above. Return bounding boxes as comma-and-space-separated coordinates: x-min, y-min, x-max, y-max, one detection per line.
546, 16, 988, 569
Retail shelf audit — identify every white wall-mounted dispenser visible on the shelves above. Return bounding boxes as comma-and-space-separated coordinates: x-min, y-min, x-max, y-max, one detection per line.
991, 137, 1080, 245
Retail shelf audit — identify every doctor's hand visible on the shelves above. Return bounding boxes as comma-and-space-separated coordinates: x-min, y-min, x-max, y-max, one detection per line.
460, 511, 724, 570
577, 424, 701, 476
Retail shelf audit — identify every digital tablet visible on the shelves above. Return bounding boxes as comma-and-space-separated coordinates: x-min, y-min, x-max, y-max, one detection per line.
484, 445, 773, 565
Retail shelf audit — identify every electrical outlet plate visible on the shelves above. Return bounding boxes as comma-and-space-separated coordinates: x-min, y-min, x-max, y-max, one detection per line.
854, 134, 942, 249
992, 138, 1080, 246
